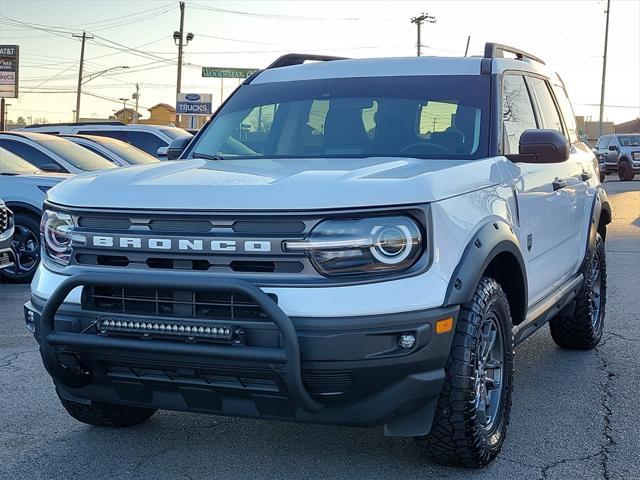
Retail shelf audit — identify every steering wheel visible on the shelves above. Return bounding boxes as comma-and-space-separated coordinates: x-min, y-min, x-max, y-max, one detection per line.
399, 142, 454, 156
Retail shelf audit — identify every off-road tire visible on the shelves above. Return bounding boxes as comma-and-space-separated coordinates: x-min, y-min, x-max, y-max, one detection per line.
415, 277, 514, 468
618, 160, 634, 181
550, 233, 606, 350
0, 213, 40, 283
58, 393, 156, 427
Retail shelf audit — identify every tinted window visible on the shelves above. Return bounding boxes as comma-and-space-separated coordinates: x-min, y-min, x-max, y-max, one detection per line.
502, 75, 537, 154
190, 76, 490, 160
0, 147, 42, 174
84, 135, 158, 165
618, 135, 640, 146
75, 142, 114, 161
551, 84, 578, 143
0, 139, 61, 170
78, 130, 127, 142
158, 127, 191, 140
126, 131, 167, 156
529, 77, 564, 133
37, 137, 116, 171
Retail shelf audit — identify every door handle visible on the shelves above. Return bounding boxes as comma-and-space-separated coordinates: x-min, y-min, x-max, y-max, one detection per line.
553, 178, 568, 190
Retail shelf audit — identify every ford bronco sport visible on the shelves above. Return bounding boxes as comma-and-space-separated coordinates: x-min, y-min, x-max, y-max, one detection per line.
27, 43, 611, 468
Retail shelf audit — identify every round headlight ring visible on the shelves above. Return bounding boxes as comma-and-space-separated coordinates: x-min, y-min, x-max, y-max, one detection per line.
370, 224, 414, 264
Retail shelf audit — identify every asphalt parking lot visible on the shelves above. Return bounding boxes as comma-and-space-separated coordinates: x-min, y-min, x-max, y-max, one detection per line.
0, 179, 638, 480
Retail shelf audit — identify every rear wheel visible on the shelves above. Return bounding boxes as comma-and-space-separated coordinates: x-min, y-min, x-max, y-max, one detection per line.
0, 213, 40, 283
618, 160, 635, 181
57, 393, 156, 427
415, 277, 513, 468
550, 233, 606, 349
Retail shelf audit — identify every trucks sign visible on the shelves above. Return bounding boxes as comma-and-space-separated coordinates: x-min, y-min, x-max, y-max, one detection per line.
0, 45, 19, 98
176, 93, 213, 116
201, 67, 259, 79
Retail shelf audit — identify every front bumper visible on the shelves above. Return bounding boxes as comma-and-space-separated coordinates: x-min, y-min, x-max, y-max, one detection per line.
28, 271, 458, 437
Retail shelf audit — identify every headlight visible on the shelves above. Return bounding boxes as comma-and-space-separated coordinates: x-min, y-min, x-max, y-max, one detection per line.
284, 215, 423, 276
632, 152, 640, 161
0, 209, 14, 242
41, 209, 80, 266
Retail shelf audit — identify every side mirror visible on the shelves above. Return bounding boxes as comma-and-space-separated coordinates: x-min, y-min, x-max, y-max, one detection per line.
40, 163, 64, 173
156, 146, 168, 158
608, 145, 618, 152
508, 129, 570, 164
591, 147, 598, 154
166, 136, 192, 160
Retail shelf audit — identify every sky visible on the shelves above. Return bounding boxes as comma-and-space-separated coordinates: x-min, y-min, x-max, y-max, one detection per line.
0, 0, 639, 125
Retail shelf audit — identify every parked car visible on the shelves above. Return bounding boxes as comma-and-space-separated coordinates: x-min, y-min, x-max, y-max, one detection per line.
0, 147, 70, 282
0, 132, 116, 174
60, 134, 159, 167
0, 198, 15, 271
595, 133, 640, 181
19, 122, 192, 159
27, 45, 611, 468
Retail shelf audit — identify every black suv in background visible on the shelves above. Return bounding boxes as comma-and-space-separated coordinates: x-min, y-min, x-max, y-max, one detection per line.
595, 134, 640, 181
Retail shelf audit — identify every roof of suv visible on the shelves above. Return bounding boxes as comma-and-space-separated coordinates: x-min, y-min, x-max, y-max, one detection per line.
252, 55, 559, 85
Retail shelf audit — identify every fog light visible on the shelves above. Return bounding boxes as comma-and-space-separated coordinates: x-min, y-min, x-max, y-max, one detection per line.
398, 333, 416, 349
24, 307, 37, 333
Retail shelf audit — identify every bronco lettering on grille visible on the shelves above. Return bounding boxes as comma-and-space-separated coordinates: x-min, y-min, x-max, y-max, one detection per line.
91, 235, 272, 253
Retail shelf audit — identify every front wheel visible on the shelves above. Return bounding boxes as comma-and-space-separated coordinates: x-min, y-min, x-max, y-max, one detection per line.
415, 277, 514, 468
0, 213, 41, 283
550, 233, 606, 349
618, 160, 635, 181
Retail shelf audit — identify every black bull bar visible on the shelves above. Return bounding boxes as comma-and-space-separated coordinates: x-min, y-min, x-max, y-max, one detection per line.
39, 271, 324, 413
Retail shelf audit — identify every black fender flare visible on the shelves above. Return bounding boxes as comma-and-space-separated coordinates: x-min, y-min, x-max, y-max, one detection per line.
4, 201, 42, 218
580, 187, 611, 271
443, 220, 527, 308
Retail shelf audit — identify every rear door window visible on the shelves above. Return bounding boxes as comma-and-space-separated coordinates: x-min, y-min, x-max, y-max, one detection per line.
551, 84, 578, 143
125, 132, 166, 156
528, 77, 564, 134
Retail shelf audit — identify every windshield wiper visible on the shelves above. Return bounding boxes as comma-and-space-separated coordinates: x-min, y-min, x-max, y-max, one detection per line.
192, 152, 225, 160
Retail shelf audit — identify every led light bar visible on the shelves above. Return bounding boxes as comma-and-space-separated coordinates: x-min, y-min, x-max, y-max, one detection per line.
98, 318, 233, 341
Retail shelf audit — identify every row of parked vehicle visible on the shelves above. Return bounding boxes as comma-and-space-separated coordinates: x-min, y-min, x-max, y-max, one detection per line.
0, 122, 192, 282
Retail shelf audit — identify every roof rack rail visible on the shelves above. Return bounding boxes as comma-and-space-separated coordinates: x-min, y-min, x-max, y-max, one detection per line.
266, 53, 349, 70
484, 42, 545, 65
23, 121, 126, 129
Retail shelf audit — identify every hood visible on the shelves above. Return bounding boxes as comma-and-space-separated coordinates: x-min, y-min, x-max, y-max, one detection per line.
48, 157, 505, 211
18, 171, 71, 183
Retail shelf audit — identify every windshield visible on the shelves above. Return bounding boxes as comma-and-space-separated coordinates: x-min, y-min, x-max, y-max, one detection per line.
82, 135, 159, 165
39, 137, 116, 171
0, 147, 41, 175
159, 127, 192, 140
618, 135, 640, 146
188, 75, 490, 161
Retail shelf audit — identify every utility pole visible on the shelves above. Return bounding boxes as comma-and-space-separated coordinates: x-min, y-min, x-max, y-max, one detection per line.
176, 1, 185, 97
464, 36, 471, 57
0, 98, 5, 130
73, 31, 93, 122
598, 0, 611, 137
411, 13, 436, 57
132, 83, 140, 124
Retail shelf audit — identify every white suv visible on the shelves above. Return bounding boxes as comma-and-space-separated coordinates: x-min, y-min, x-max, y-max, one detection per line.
27, 44, 611, 468
18, 122, 191, 158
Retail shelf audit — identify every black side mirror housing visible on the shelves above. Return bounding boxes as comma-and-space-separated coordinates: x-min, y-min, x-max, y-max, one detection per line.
40, 163, 64, 173
507, 129, 570, 164
166, 136, 192, 160
608, 145, 618, 151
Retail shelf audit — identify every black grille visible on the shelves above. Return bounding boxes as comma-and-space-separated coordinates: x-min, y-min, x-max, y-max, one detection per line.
0, 205, 8, 232
232, 220, 306, 234
149, 219, 212, 233
84, 286, 277, 321
78, 216, 132, 230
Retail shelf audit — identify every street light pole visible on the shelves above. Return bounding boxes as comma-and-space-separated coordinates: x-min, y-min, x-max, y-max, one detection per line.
132, 83, 140, 124
598, 0, 611, 138
73, 31, 93, 122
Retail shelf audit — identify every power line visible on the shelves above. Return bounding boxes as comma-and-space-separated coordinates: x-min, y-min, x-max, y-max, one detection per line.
187, 1, 361, 21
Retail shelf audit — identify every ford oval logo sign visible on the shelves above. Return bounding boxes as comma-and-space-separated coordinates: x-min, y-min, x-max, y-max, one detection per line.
185, 94, 201, 102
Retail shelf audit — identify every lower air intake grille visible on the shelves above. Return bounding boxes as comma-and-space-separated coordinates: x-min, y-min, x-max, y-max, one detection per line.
83, 286, 277, 321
